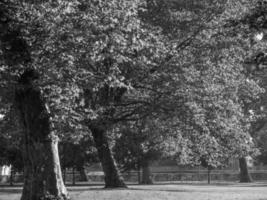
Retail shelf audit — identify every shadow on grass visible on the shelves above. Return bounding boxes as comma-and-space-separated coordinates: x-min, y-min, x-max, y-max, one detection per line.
147, 182, 267, 187
127, 187, 193, 193
67, 187, 193, 193
231, 183, 267, 187
0, 188, 22, 193
1, 182, 267, 194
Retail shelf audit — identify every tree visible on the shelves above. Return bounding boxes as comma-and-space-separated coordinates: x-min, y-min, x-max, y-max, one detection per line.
10, 0, 170, 188
0, 1, 69, 199
255, 123, 267, 165
113, 119, 166, 184
142, 0, 266, 177
225, 0, 267, 182
60, 134, 98, 182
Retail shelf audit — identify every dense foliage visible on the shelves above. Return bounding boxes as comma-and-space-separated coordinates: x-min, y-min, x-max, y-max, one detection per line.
0, 0, 266, 178
60, 134, 98, 172
113, 119, 167, 171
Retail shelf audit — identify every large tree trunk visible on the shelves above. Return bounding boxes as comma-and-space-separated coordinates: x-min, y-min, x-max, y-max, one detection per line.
15, 70, 69, 200
141, 160, 153, 184
89, 122, 127, 188
1, 2, 69, 199
239, 157, 253, 183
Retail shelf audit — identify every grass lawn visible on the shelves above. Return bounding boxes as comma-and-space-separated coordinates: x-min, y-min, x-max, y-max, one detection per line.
0, 182, 267, 200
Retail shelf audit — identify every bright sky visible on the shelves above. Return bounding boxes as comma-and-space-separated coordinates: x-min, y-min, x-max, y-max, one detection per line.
254, 32, 264, 41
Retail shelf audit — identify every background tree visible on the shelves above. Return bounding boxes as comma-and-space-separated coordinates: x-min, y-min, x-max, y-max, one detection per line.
0, 110, 24, 173
113, 119, 167, 184
60, 134, 98, 183
147, 0, 265, 178
224, 0, 267, 182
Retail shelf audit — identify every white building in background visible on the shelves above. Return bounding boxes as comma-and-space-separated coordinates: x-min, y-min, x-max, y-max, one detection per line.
0, 115, 10, 177
0, 165, 11, 183
0, 115, 10, 175
0, 165, 11, 176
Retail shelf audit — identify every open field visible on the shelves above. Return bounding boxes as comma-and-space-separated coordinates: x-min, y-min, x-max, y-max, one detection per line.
0, 182, 267, 200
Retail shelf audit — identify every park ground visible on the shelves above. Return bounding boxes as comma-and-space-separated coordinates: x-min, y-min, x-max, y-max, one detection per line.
0, 182, 267, 200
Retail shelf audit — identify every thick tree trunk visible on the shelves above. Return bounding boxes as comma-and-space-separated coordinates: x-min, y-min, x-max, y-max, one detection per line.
89, 123, 127, 188
79, 166, 89, 182
15, 70, 69, 200
239, 157, 253, 183
141, 161, 153, 184
1, 3, 68, 199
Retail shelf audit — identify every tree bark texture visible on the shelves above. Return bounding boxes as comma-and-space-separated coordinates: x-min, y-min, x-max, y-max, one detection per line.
89, 123, 127, 188
72, 167, 76, 186
137, 163, 141, 184
239, 157, 253, 183
15, 71, 69, 200
9, 166, 14, 186
207, 167, 211, 184
1, 3, 69, 199
141, 161, 153, 184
